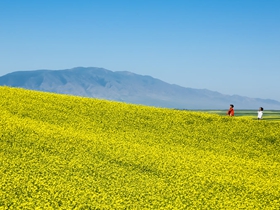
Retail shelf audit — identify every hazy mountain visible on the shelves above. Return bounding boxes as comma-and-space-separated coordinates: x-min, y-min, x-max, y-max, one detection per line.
1, 67, 280, 109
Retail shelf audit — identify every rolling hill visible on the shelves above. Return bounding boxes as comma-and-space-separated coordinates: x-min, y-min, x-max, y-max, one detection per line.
0, 67, 280, 109
0, 86, 280, 208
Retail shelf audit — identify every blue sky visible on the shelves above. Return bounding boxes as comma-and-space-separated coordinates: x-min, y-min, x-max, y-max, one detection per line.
1, 0, 280, 101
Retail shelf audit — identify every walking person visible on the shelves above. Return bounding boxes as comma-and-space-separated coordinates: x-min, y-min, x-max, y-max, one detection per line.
227, 104, 234, 116
258, 107, 264, 120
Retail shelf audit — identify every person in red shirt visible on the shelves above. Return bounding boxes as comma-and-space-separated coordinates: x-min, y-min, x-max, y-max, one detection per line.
227, 104, 234, 116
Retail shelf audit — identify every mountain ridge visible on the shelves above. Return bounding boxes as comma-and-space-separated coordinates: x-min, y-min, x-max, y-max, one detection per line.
1, 67, 280, 109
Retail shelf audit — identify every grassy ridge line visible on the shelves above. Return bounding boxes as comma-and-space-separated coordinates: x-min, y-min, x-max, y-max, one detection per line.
0, 86, 280, 209
202, 110, 280, 121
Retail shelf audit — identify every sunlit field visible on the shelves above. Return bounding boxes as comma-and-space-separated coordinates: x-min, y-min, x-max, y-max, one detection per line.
202, 110, 280, 121
1, 86, 280, 209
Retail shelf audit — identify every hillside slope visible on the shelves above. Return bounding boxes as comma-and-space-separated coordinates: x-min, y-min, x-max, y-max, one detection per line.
0, 87, 280, 209
1, 67, 280, 109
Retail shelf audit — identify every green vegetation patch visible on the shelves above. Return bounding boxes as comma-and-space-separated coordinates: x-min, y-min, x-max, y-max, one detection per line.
201, 109, 280, 121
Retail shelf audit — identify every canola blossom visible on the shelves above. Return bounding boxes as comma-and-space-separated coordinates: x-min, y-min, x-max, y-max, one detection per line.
0, 86, 280, 209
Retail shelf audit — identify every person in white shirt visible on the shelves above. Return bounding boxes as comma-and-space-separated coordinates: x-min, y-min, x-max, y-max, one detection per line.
258, 107, 263, 120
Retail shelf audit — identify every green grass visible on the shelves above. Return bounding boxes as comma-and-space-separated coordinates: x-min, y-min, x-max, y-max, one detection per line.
200, 110, 280, 121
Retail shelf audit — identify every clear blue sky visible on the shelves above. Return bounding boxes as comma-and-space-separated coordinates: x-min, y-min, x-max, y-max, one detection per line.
1, 0, 280, 101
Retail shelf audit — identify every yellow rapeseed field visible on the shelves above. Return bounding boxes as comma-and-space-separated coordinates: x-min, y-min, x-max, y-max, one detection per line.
0, 86, 280, 209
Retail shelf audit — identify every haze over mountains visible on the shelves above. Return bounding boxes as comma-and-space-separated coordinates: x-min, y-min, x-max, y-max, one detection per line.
1, 67, 280, 109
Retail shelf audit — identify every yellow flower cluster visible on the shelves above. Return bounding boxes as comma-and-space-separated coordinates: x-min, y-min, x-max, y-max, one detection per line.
0, 86, 280, 209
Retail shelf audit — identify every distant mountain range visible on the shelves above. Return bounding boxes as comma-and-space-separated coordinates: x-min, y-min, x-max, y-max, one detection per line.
1, 67, 280, 109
